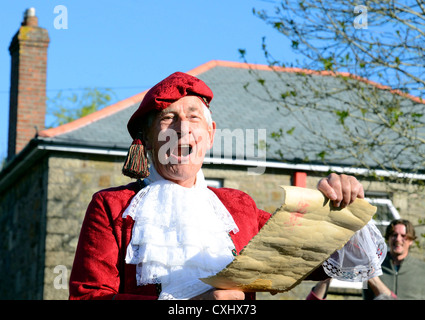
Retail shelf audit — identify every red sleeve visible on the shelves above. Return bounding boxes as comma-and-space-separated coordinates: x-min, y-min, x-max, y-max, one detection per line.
306, 289, 326, 300
257, 208, 271, 230
69, 191, 156, 300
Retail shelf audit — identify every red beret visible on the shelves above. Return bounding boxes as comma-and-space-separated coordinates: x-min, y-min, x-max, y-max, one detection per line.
127, 72, 213, 139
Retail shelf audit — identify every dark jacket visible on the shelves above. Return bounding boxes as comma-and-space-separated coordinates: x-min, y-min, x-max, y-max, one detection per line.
363, 252, 425, 300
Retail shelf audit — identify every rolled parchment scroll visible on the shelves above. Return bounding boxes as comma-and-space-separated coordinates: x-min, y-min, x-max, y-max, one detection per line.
201, 186, 376, 292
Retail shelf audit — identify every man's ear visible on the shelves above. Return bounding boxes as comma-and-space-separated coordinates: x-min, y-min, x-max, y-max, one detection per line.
142, 111, 158, 151
143, 125, 155, 151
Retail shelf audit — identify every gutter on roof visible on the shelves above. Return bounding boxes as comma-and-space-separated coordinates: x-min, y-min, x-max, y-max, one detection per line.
203, 157, 425, 180
2, 138, 425, 194
37, 136, 129, 154
37, 143, 127, 157
0, 139, 46, 194
0, 137, 129, 194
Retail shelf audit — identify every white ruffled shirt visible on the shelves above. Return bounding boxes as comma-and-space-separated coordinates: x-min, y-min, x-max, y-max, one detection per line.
122, 166, 239, 300
323, 220, 387, 282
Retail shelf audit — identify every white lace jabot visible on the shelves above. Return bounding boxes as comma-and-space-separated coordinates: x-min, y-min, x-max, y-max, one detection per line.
122, 165, 239, 300
323, 221, 387, 282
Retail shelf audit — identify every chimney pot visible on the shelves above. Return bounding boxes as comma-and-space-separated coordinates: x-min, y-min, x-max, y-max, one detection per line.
23, 8, 38, 26
25, 8, 36, 17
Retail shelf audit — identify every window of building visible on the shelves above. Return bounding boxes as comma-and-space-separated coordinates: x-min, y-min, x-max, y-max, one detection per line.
366, 197, 401, 235
205, 178, 223, 188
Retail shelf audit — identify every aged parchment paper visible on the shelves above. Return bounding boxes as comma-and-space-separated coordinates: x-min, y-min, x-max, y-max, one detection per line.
201, 186, 376, 292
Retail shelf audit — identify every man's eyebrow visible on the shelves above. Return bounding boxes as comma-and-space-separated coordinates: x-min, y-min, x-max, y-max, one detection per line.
187, 105, 202, 112
159, 109, 175, 116
159, 103, 202, 116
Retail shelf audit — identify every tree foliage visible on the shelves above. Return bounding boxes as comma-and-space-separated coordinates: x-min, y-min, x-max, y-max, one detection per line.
253, 0, 425, 97
241, 0, 425, 189
46, 87, 116, 128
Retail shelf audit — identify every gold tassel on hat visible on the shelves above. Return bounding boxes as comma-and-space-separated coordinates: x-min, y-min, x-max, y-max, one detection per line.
122, 132, 150, 179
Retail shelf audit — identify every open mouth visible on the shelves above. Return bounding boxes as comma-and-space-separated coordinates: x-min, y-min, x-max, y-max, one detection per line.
171, 144, 193, 157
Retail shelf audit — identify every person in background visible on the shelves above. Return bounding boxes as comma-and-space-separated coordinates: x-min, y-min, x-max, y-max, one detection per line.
308, 219, 425, 300
363, 219, 425, 300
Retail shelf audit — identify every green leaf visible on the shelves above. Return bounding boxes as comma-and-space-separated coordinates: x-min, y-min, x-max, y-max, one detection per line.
335, 110, 350, 124
286, 127, 295, 135
320, 57, 334, 71
317, 151, 327, 160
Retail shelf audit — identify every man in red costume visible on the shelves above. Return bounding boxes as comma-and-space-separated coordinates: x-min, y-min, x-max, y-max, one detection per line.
69, 72, 364, 300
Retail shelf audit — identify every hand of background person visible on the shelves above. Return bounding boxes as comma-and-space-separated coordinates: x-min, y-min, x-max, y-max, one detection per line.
367, 276, 397, 299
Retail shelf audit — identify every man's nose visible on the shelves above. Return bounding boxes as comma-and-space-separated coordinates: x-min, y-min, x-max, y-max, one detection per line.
176, 120, 191, 137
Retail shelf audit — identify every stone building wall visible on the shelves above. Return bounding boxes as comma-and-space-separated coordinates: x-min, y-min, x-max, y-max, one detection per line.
0, 158, 48, 299
202, 165, 292, 214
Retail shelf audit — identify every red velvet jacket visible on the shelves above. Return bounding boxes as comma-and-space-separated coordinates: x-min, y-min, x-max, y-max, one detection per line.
69, 182, 271, 300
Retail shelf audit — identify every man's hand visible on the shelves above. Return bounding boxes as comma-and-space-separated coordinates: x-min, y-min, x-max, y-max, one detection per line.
317, 173, 365, 208
191, 289, 245, 300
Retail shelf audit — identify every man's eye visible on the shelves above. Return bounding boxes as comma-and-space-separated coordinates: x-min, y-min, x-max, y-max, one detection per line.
162, 115, 174, 121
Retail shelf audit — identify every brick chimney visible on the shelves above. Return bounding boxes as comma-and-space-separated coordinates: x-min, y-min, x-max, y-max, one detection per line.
8, 8, 50, 159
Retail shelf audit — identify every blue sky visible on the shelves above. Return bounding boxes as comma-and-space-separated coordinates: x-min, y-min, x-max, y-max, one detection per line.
0, 0, 297, 162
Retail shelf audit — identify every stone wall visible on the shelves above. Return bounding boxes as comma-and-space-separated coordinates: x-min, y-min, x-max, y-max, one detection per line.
0, 158, 48, 299
203, 164, 292, 214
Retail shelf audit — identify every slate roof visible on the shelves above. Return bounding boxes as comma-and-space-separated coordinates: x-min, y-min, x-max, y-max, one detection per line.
38, 60, 425, 172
